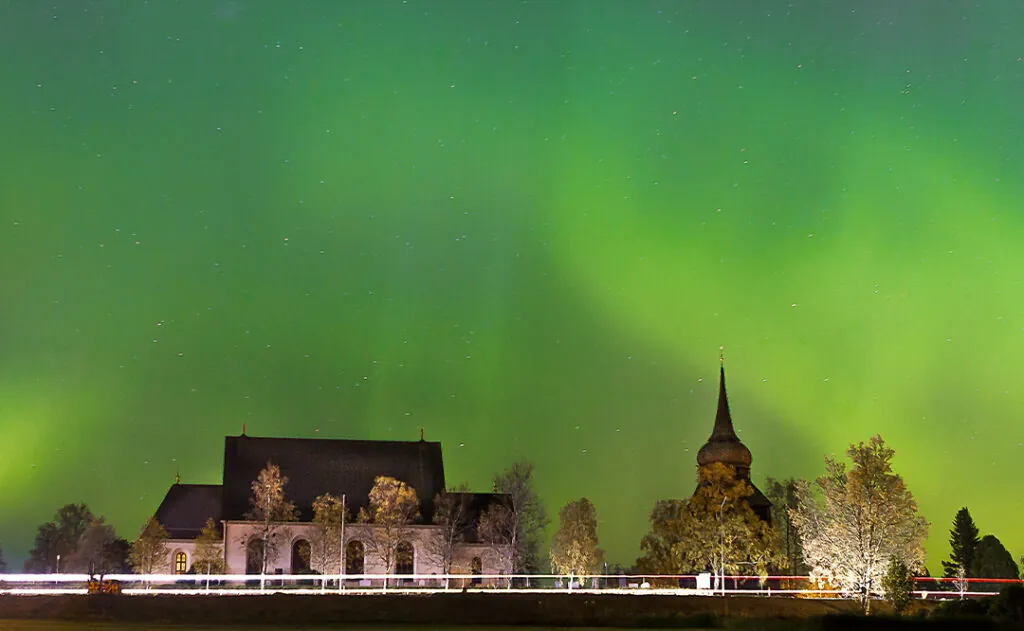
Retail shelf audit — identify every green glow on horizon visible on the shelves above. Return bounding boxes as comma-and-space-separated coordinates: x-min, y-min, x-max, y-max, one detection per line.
1, 1, 1023, 572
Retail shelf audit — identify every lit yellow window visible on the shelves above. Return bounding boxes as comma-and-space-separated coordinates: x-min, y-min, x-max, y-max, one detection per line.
174, 552, 187, 574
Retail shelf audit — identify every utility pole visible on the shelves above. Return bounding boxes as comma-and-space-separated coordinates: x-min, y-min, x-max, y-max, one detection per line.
719, 495, 728, 597
339, 493, 346, 594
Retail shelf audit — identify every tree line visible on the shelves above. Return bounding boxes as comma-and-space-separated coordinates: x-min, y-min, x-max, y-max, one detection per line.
8, 433, 1022, 614
14, 458, 552, 580
635, 434, 1023, 614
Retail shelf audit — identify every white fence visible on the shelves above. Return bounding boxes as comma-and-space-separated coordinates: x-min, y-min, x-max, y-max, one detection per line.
0, 573, 1016, 599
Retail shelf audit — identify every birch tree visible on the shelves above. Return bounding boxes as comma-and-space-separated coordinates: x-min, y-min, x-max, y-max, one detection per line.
550, 497, 603, 580
192, 518, 226, 576
310, 493, 347, 585
791, 435, 929, 613
477, 502, 516, 583
427, 484, 472, 584
358, 476, 419, 588
128, 517, 169, 574
65, 517, 120, 574
244, 460, 298, 577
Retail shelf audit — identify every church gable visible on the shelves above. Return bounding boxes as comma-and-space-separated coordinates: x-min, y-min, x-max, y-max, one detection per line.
154, 483, 222, 539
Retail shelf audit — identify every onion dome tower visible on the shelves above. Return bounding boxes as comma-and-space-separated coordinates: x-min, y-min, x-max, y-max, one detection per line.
696, 350, 753, 479
695, 349, 772, 521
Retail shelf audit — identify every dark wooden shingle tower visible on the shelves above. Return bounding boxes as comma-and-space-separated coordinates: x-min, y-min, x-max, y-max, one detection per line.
695, 351, 773, 521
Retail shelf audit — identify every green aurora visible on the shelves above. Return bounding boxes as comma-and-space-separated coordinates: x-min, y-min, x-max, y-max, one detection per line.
1, 0, 1023, 571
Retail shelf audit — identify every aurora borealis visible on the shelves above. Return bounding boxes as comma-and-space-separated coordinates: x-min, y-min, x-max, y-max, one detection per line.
2, 0, 1023, 572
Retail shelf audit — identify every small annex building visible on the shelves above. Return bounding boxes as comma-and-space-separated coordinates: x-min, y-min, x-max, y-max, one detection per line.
152, 432, 508, 581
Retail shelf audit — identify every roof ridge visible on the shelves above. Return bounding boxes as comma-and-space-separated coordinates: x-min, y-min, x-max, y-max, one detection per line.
229, 435, 442, 445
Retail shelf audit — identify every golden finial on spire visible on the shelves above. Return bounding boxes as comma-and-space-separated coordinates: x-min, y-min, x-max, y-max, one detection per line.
719, 345, 725, 365
174, 469, 181, 485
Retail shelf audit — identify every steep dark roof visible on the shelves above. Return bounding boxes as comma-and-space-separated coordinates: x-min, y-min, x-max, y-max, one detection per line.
746, 484, 773, 523
221, 435, 447, 523
153, 484, 222, 540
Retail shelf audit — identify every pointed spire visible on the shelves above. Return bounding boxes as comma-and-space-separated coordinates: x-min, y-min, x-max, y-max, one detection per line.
697, 349, 752, 477
711, 350, 740, 442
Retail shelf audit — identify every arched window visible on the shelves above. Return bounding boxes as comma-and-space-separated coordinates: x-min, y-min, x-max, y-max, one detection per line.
174, 551, 188, 574
291, 539, 311, 573
396, 541, 414, 575
246, 537, 265, 575
471, 556, 482, 585
345, 540, 364, 575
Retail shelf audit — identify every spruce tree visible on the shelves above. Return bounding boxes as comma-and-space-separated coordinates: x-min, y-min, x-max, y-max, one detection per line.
941, 507, 980, 578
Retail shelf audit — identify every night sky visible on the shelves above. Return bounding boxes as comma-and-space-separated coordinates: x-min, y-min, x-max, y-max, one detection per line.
2, 0, 1023, 572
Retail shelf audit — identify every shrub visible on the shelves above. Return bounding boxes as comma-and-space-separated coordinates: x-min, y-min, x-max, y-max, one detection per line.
882, 557, 914, 615
988, 583, 1024, 624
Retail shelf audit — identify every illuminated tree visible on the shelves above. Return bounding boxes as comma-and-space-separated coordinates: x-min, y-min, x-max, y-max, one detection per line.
25, 503, 94, 572
635, 499, 688, 578
192, 518, 226, 575
244, 460, 298, 576
637, 463, 780, 586
128, 516, 169, 574
791, 435, 929, 613
941, 507, 980, 581
427, 484, 472, 582
550, 497, 603, 580
357, 476, 420, 588
310, 493, 347, 581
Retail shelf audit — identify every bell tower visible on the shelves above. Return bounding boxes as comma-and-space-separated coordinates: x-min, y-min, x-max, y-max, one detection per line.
694, 349, 772, 521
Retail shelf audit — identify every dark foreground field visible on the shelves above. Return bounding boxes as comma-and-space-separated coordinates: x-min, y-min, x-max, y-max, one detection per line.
0, 593, 997, 630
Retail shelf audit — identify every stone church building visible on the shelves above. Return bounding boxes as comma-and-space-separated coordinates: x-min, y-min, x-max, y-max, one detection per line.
152, 433, 508, 581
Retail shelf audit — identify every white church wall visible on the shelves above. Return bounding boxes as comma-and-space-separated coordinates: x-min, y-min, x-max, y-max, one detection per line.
159, 522, 509, 587
163, 539, 198, 574
221, 521, 481, 580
